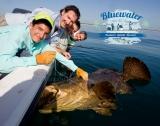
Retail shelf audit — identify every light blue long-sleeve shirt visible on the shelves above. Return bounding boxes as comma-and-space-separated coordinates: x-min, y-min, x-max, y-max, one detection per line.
0, 24, 78, 73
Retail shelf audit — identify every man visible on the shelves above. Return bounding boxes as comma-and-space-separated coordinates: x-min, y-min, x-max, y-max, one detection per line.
0, 12, 88, 81
47, 5, 80, 58
69, 31, 87, 46
50, 20, 87, 58
0, 6, 81, 54
0, 5, 80, 33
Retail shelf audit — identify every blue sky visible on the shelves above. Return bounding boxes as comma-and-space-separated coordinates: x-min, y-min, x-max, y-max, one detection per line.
0, 0, 160, 30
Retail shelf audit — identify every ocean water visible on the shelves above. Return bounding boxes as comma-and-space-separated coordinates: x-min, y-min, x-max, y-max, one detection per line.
28, 30, 160, 126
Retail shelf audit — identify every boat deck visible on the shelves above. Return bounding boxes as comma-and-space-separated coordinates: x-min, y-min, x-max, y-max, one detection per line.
0, 64, 53, 126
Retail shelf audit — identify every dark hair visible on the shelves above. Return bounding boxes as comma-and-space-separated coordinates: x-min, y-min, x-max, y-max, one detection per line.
32, 19, 52, 31
60, 5, 80, 20
81, 31, 87, 40
75, 20, 80, 29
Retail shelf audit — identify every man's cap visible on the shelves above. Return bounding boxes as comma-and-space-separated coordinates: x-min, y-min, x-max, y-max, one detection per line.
34, 12, 54, 27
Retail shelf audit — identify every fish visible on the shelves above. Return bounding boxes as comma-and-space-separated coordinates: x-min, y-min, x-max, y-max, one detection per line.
38, 56, 151, 116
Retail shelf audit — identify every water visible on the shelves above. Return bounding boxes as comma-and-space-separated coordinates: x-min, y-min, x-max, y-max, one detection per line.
28, 30, 160, 126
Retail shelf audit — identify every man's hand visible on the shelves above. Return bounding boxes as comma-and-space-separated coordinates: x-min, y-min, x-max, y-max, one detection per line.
76, 67, 88, 81
62, 51, 71, 59
36, 51, 56, 65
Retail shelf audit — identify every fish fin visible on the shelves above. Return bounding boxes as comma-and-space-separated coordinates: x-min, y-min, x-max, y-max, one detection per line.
93, 104, 116, 116
39, 109, 53, 114
122, 57, 151, 82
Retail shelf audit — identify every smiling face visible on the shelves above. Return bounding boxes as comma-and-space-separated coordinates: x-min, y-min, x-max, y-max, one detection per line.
60, 10, 78, 29
73, 32, 86, 41
29, 23, 51, 43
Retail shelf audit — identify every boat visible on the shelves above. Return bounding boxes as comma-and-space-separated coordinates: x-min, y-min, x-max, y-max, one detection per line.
0, 63, 54, 126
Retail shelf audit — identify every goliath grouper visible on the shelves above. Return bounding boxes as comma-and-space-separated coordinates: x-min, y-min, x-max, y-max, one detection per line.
38, 57, 151, 116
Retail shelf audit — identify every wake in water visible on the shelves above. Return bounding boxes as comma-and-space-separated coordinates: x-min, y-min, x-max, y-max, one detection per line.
104, 37, 141, 45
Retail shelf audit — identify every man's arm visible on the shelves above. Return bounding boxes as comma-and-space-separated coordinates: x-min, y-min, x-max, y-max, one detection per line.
0, 25, 37, 73
42, 43, 77, 72
0, 55, 36, 73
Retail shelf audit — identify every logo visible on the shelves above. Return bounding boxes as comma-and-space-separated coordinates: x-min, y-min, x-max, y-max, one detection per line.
100, 10, 144, 45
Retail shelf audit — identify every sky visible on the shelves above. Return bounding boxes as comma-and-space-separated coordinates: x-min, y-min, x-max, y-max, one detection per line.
0, 0, 160, 30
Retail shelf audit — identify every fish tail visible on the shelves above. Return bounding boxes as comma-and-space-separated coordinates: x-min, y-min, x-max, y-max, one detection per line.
122, 57, 151, 82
